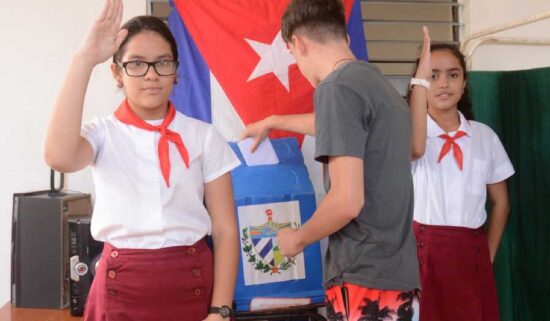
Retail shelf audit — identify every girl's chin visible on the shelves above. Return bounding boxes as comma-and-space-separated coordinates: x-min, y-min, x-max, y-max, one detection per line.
428, 105, 459, 114
131, 96, 169, 108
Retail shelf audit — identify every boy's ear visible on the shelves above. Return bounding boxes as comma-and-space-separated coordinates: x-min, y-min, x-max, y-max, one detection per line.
290, 34, 306, 56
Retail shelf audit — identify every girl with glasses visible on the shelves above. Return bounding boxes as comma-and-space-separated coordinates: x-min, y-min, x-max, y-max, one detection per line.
44, 1, 240, 320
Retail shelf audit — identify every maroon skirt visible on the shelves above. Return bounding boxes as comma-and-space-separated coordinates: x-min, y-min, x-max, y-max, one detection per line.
414, 221, 500, 321
84, 239, 213, 321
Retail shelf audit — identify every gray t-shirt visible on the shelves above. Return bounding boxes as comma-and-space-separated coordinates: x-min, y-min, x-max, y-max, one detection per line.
315, 60, 419, 291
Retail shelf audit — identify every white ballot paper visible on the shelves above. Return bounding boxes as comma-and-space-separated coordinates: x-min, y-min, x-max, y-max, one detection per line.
237, 137, 280, 166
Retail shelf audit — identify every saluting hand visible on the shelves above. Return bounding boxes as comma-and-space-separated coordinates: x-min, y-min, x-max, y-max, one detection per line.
77, 0, 128, 66
415, 26, 432, 81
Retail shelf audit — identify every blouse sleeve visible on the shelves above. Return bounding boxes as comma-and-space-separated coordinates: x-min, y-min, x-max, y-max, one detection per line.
201, 125, 241, 183
81, 116, 106, 164
487, 132, 515, 184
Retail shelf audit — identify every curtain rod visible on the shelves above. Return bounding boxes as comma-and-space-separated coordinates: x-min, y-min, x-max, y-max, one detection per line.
461, 10, 550, 68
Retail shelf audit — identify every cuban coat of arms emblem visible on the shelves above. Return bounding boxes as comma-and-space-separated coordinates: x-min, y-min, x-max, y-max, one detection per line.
238, 201, 306, 285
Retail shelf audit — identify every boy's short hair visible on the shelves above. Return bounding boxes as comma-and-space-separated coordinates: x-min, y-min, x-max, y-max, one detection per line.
281, 0, 347, 44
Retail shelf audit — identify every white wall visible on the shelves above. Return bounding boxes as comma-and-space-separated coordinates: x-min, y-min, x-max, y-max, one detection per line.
0, 0, 145, 306
463, 0, 550, 71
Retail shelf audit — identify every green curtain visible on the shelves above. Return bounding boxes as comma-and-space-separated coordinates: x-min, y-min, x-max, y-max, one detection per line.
468, 67, 550, 321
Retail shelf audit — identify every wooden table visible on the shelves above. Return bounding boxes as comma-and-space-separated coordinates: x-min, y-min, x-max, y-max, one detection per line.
1, 302, 326, 321
0, 303, 81, 321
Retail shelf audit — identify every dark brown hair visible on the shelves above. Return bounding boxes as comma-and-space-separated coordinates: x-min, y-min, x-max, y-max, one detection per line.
408, 44, 474, 120
112, 15, 178, 63
281, 0, 347, 44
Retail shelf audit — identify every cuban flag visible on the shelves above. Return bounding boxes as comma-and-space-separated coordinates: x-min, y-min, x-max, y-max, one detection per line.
168, 0, 368, 143
168, 1, 367, 310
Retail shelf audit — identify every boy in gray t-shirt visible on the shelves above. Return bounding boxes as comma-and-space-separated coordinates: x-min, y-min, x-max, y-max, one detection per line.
241, 0, 419, 320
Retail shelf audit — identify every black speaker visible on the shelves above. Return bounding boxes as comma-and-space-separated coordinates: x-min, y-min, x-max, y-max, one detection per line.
11, 189, 92, 309
68, 217, 103, 316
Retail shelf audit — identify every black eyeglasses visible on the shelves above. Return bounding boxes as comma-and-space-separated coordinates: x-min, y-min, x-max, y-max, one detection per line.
119, 60, 179, 77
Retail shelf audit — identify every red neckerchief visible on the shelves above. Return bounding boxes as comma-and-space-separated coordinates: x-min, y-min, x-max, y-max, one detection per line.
437, 131, 467, 170
114, 99, 189, 187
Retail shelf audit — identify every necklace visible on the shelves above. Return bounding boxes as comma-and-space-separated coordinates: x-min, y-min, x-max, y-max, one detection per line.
332, 58, 356, 71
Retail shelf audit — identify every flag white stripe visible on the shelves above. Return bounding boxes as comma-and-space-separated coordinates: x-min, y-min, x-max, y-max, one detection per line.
210, 73, 245, 141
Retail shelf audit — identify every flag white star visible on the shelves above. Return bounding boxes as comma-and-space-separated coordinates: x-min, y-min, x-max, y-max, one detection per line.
245, 31, 296, 91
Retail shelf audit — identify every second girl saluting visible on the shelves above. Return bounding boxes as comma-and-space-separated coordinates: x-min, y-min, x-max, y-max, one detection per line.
409, 27, 514, 321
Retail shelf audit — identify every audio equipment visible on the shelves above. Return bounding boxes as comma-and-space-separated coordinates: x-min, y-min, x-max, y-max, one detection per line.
68, 217, 103, 316
11, 171, 92, 308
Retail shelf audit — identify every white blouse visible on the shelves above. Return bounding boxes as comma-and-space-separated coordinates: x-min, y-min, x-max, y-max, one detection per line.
412, 112, 514, 228
82, 112, 240, 249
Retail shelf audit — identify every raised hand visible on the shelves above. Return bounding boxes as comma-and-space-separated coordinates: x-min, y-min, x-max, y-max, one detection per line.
409, 26, 432, 160
77, 0, 128, 66
415, 26, 431, 80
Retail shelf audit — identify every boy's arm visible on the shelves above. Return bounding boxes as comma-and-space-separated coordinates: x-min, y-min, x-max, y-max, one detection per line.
277, 155, 364, 257
239, 113, 315, 152
486, 180, 511, 263
204, 173, 239, 318
410, 27, 431, 160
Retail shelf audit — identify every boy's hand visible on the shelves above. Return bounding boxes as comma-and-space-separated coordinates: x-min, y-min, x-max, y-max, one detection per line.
239, 116, 275, 152
277, 227, 305, 258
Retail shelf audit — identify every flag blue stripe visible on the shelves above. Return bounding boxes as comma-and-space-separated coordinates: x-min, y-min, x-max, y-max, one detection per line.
168, 0, 212, 123
348, 0, 368, 61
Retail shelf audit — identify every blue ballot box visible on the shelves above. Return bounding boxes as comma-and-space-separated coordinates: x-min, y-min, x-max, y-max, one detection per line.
229, 137, 325, 312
